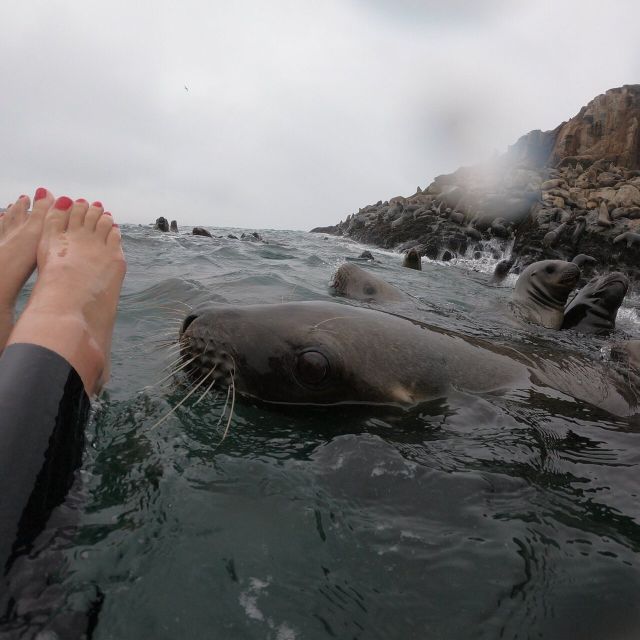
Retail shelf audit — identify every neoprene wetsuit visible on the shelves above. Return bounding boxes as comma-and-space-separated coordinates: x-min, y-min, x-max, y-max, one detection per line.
0, 343, 95, 636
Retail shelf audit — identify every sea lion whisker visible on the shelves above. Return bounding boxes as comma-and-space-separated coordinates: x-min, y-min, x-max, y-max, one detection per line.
149, 368, 217, 431
151, 354, 200, 387
193, 366, 218, 406
162, 353, 190, 373
311, 316, 354, 330
214, 375, 236, 448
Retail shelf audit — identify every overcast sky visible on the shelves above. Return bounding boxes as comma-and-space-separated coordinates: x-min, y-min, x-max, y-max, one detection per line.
1, 0, 639, 230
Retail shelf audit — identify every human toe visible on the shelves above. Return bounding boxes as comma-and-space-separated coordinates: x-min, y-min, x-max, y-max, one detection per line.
68, 199, 90, 230
31, 188, 55, 223
83, 201, 104, 231
43, 195, 74, 234
5, 195, 30, 225
96, 211, 115, 240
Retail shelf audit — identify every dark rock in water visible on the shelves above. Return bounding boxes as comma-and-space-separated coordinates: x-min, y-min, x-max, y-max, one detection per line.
402, 248, 422, 270
359, 250, 374, 261
473, 251, 482, 260
490, 221, 509, 238
192, 227, 213, 238
241, 232, 264, 242
227, 234, 239, 240
154, 217, 169, 232
441, 250, 454, 262
170, 220, 178, 232
464, 226, 482, 240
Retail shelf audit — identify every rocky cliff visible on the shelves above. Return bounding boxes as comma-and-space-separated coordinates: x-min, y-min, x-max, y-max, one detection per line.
312, 85, 640, 281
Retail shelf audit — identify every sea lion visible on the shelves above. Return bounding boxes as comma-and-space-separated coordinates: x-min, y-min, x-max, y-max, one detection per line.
331, 263, 407, 303
561, 272, 629, 335
613, 231, 640, 248
170, 220, 178, 232
597, 201, 612, 227
402, 248, 422, 271
178, 301, 637, 416
345, 250, 375, 263
490, 259, 514, 284
542, 222, 567, 248
192, 227, 213, 238
154, 217, 169, 232
571, 254, 597, 268
512, 260, 580, 329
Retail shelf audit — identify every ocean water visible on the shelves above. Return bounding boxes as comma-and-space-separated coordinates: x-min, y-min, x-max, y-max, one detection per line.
27, 226, 640, 638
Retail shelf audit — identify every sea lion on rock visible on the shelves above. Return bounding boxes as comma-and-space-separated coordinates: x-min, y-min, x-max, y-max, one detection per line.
402, 249, 422, 271
597, 201, 613, 227
178, 301, 637, 417
561, 272, 629, 335
513, 260, 580, 329
571, 254, 597, 269
331, 263, 407, 303
613, 231, 640, 248
193, 227, 213, 238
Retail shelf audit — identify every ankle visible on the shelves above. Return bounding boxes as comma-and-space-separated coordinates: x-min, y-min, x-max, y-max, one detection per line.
7, 311, 105, 394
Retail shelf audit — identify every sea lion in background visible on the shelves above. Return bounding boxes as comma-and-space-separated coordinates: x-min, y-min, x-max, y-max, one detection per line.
571, 254, 598, 268
613, 231, 640, 248
490, 259, 514, 284
170, 220, 178, 232
512, 260, 580, 329
597, 201, 613, 227
345, 250, 375, 263
402, 248, 422, 271
331, 263, 408, 303
193, 227, 213, 238
179, 301, 637, 417
561, 272, 629, 335
154, 217, 169, 232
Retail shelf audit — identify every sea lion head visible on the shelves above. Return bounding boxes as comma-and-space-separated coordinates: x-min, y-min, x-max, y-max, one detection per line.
562, 272, 629, 335
330, 263, 406, 303
179, 301, 424, 406
513, 260, 580, 329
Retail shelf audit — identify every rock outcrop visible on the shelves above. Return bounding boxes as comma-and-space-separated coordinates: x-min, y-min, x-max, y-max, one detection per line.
312, 85, 640, 281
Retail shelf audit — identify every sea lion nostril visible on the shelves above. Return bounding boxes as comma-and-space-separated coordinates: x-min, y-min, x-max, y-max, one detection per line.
181, 314, 199, 334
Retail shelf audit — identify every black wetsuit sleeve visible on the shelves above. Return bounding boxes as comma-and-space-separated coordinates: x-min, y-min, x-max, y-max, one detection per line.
0, 343, 90, 573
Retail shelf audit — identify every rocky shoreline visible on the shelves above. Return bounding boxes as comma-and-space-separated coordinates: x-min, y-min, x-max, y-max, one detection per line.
311, 85, 640, 282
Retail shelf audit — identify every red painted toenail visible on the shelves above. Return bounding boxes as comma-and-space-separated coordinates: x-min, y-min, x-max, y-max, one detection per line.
54, 196, 73, 211
34, 187, 47, 201
91, 201, 103, 208
75, 198, 88, 203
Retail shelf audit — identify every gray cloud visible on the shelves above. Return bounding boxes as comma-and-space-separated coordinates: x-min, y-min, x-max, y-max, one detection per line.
1, 0, 639, 228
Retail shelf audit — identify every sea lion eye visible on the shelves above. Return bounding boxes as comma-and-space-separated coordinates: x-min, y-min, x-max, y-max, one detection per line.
545, 265, 555, 274
364, 285, 376, 296
296, 350, 330, 385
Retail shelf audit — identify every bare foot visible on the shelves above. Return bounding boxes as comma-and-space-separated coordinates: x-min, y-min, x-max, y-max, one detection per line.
0, 188, 54, 350
7, 197, 127, 395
